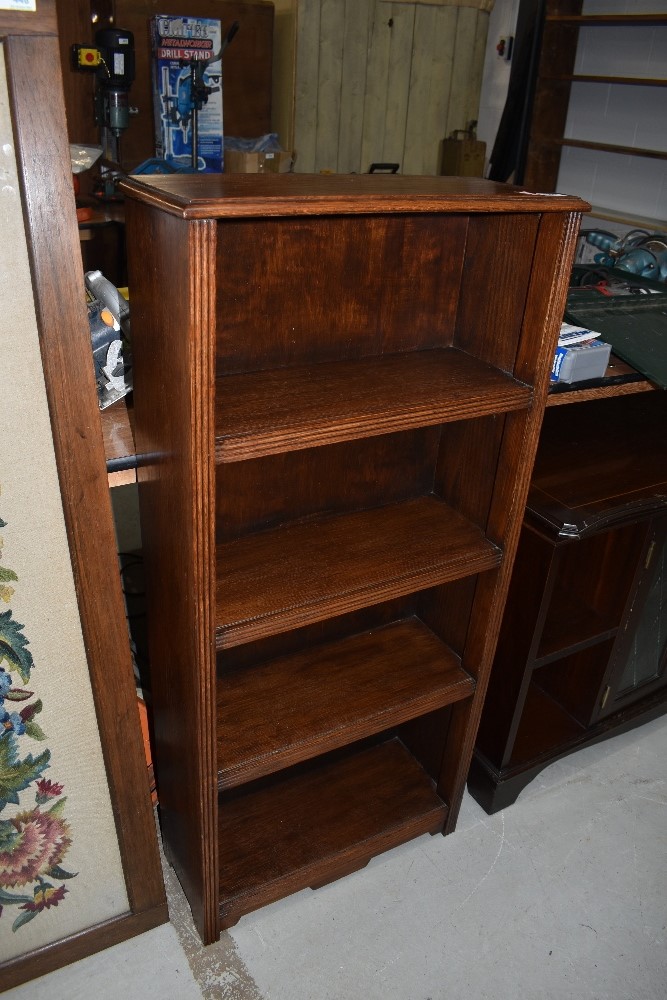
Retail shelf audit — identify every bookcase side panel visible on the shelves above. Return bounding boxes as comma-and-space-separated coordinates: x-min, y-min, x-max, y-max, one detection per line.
126, 203, 219, 944
454, 213, 540, 374
441, 210, 583, 826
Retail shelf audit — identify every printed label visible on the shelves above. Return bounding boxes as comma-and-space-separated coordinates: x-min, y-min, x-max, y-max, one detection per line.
0, 0, 37, 10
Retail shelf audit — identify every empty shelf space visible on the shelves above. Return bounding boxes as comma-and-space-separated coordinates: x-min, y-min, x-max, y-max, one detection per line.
217, 616, 475, 788
216, 496, 502, 648
218, 737, 446, 928
536, 590, 618, 665
215, 349, 532, 462
509, 683, 586, 770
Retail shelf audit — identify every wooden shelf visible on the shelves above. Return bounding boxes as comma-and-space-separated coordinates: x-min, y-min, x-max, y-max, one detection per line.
546, 14, 667, 26
536, 589, 617, 665
216, 349, 532, 462
509, 683, 585, 770
217, 617, 475, 788
216, 496, 502, 648
546, 362, 653, 406
552, 138, 667, 161
542, 75, 667, 87
101, 398, 137, 487
587, 205, 667, 230
218, 738, 446, 927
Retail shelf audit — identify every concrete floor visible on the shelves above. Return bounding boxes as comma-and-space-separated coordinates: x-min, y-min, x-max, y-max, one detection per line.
7, 713, 667, 1000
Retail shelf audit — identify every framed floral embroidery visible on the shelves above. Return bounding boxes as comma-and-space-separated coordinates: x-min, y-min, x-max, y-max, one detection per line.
0, 508, 77, 932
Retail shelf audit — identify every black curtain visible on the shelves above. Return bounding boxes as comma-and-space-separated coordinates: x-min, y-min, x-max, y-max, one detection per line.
488, 0, 545, 183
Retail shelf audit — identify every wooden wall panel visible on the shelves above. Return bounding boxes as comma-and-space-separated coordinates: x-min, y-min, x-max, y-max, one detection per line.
446, 5, 487, 136
293, 0, 320, 171
314, 0, 345, 172
337, 0, 373, 173
371, 2, 416, 172
294, 0, 490, 176
403, 3, 457, 174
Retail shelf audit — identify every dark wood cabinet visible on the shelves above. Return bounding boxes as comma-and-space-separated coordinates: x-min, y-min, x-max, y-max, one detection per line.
120, 172, 585, 943
469, 391, 667, 813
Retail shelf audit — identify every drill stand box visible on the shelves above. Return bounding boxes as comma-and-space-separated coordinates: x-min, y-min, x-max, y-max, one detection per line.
150, 15, 224, 172
550, 339, 612, 383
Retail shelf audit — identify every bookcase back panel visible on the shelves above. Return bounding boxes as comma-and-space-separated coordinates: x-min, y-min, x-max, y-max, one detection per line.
215, 215, 469, 375
215, 427, 441, 541
219, 596, 418, 674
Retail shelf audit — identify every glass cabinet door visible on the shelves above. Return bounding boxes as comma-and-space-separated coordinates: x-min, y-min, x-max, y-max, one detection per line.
599, 518, 667, 718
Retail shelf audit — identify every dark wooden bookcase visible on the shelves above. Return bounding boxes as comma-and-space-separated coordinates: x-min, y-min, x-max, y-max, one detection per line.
469, 391, 667, 813
120, 173, 585, 943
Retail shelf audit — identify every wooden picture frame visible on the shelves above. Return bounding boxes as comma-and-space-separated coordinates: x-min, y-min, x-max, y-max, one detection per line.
0, 2, 166, 989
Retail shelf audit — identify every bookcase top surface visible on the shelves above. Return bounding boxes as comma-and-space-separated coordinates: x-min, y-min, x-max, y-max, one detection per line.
119, 173, 588, 220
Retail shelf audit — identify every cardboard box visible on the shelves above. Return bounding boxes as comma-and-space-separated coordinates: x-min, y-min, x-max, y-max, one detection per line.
440, 137, 486, 178
224, 149, 292, 174
150, 15, 223, 172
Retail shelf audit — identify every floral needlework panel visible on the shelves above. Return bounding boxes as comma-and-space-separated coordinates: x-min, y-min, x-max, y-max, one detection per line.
0, 43, 129, 964
0, 530, 75, 934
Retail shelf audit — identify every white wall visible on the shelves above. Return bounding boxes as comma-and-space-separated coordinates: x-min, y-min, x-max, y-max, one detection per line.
476, 0, 520, 167
556, 0, 667, 224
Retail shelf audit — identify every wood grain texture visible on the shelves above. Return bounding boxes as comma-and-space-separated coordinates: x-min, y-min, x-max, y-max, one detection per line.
1, 903, 168, 993
529, 393, 667, 538
547, 380, 654, 406
216, 496, 502, 648
381, 3, 417, 168
337, 0, 373, 173
446, 6, 485, 141
293, 0, 488, 175
471, 350, 667, 813
215, 349, 532, 461
293, 0, 321, 172
1, 14, 165, 987
315, 0, 345, 172
216, 428, 440, 542
54, 0, 98, 150
119, 172, 589, 219
547, 13, 667, 25
218, 738, 446, 927
214, 213, 469, 374
440, 210, 583, 829
122, 173, 587, 940
125, 203, 219, 944
403, 4, 454, 174
454, 213, 540, 374
217, 616, 475, 788
0, 0, 56, 35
